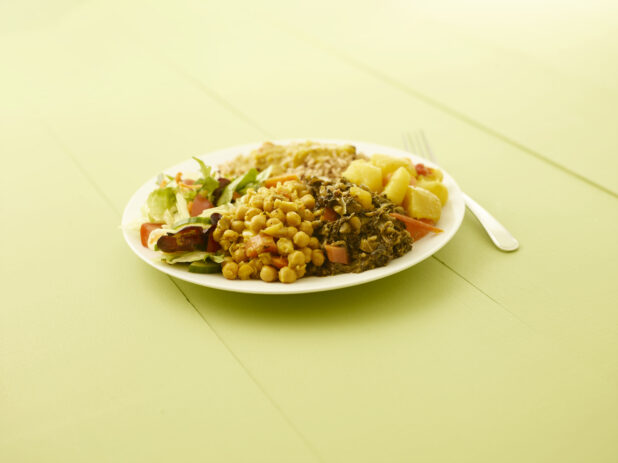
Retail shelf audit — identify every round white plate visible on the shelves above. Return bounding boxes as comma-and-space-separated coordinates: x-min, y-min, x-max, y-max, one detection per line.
122, 139, 465, 294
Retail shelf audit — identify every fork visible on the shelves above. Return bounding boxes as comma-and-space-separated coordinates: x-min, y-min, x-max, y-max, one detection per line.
404, 131, 519, 252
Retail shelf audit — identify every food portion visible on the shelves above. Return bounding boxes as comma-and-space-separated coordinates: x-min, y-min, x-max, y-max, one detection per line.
134, 141, 449, 283
219, 141, 366, 179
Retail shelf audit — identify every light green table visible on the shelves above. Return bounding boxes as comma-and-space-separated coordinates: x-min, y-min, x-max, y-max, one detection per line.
2, 1, 617, 461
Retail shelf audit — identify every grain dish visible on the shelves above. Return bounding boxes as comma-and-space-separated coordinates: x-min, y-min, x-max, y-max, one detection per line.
129, 141, 450, 284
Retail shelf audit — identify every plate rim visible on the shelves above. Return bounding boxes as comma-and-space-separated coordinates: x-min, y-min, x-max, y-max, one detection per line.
121, 139, 465, 294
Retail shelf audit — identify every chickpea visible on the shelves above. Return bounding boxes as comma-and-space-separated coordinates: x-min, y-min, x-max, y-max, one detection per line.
213, 227, 224, 241
250, 195, 264, 209
235, 205, 248, 221
278, 266, 297, 284
266, 217, 282, 227
302, 209, 315, 221
288, 250, 305, 268
245, 207, 261, 221
277, 237, 294, 255
250, 213, 267, 233
300, 194, 315, 209
238, 263, 253, 280
279, 200, 297, 213
299, 221, 313, 236
241, 229, 256, 240
286, 226, 298, 239
260, 265, 278, 282
301, 247, 312, 263
269, 209, 285, 222
311, 249, 325, 267
218, 216, 231, 230
222, 229, 239, 241
286, 211, 302, 227
222, 262, 238, 280
296, 265, 306, 278
263, 222, 284, 236
333, 205, 344, 215
293, 231, 310, 248
263, 198, 274, 212
249, 258, 263, 273
231, 220, 245, 233
258, 252, 272, 265
231, 246, 247, 263
308, 236, 320, 249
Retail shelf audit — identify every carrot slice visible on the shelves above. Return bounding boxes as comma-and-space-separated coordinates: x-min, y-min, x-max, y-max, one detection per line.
390, 212, 443, 241
324, 244, 349, 265
264, 174, 299, 188
322, 207, 338, 222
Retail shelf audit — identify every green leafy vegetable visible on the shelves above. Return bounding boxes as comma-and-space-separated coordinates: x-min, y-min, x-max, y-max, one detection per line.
217, 168, 258, 206
192, 157, 220, 201
256, 165, 273, 183
147, 187, 176, 221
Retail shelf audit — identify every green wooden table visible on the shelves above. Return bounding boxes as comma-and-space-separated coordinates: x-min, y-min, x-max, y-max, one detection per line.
2, 1, 617, 461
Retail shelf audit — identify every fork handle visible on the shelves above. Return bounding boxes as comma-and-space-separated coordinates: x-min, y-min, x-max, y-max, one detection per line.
462, 193, 519, 251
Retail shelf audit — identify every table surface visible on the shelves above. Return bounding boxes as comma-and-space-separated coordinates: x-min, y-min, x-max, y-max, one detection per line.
2, 1, 617, 462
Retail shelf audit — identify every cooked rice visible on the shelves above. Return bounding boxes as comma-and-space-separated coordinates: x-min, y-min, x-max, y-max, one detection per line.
219, 141, 367, 179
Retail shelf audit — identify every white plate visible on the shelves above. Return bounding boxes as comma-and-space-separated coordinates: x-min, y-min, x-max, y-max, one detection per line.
122, 139, 465, 294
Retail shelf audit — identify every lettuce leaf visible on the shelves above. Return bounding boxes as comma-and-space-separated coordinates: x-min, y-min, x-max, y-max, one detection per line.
217, 168, 258, 206
147, 187, 176, 221
193, 157, 220, 201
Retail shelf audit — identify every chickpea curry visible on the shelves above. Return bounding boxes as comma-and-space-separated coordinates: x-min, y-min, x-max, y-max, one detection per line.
137, 141, 447, 283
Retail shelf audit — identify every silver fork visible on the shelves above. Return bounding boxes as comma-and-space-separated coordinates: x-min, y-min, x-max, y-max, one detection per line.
404, 131, 519, 252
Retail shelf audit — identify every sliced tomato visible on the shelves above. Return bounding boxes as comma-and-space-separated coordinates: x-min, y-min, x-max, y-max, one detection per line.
245, 233, 278, 258
390, 212, 443, 241
322, 207, 338, 222
324, 244, 349, 265
264, 174, 299, 188
415, 163, 431, 177
190, 194, 213, 217
140, 222, 163, 247
271, 256, 288, 269
206, 230, 220, 252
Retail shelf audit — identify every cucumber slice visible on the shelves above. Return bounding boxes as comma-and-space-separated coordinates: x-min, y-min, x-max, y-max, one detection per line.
188, 261, 221, 274
172, 216, 211, 229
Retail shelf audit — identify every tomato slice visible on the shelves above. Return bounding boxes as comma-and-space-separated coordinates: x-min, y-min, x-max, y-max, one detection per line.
271, 256, 288, 269
324, 244, 349, 265
190, 194, 213, 217
206, 230, 220, 252
415, 163, 431, 177
140, 222, 163, 247
245, 233, 278, 258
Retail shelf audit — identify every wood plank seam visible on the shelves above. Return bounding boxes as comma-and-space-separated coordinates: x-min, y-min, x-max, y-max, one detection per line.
168, 278, 326, 463
37, 120, 324, 463
273, 21, 618, 199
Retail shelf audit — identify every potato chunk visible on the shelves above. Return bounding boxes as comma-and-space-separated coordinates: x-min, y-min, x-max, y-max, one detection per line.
402, 186, 442, 222
416, 179, 448, 206
342, 160, 383, 192
349, 186, 373, 210
370, 154, 415, 177
383, 167, 411, 205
